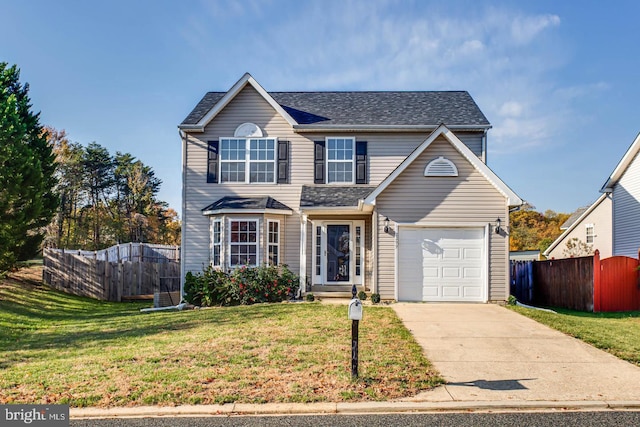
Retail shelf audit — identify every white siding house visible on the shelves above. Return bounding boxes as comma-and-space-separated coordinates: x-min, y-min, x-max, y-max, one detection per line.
601, 132, 640, 258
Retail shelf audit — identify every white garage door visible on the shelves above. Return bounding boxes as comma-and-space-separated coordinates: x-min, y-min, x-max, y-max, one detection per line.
398, 228, 485, 302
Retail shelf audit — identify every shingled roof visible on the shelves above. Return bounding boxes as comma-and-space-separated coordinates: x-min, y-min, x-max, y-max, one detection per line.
181, 91, 490, 128
300, 185, 377, 208
202, 196, 292, 213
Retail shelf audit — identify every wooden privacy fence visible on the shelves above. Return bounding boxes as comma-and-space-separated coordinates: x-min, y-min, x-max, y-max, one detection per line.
43, 246, 180, 302
511, 250, 640, 312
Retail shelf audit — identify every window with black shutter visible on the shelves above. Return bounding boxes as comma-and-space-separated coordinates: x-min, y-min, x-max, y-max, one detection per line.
207, 140, 219, 183
355, 141, 367, 184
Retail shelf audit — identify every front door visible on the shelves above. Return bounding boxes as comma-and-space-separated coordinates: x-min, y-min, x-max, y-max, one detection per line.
313, 221, 364, 286
327, 224, 350, 282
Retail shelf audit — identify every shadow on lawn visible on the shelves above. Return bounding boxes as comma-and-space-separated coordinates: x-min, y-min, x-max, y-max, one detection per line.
0, 281, 312, 367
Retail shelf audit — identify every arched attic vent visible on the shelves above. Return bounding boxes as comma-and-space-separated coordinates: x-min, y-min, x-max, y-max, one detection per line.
234, 122, 263, 137
424, 156, 458, 177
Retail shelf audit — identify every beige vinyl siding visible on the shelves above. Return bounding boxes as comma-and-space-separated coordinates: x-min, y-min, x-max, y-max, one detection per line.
183, 85, 307, 274
374, 137, 509, 301
546, 196, 613, 259
297, 132, 485, 186
613, 150, 640, 258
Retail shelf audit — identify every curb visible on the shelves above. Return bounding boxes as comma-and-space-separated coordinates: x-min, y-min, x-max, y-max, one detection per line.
70, 400, 640, 419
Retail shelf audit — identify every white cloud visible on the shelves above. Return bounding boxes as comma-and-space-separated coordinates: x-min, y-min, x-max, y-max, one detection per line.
498, 101, 524, 118
511, 14, 561, 44
180, 2, 602, 155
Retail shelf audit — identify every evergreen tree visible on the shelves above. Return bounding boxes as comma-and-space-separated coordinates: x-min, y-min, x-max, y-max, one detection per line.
0, 63, 58, 271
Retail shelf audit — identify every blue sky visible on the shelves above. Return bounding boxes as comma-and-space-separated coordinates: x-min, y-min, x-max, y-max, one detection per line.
2, 0, 638, 215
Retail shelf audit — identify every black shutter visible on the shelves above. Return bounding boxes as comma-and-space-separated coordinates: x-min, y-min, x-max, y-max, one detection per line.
355, 141, 367, 184
277, 140, 289, 184
207, 140, 219, 183
314, 140, 325, 184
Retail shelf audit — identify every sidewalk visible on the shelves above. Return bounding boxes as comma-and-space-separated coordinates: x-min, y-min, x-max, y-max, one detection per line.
71, 399, 640, 419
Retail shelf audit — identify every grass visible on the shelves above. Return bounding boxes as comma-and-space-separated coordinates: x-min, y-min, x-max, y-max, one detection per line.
509, 305, 640, 366
0, 267, 442, 407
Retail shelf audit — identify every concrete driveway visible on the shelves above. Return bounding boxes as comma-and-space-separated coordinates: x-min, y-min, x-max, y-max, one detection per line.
393, 303, 640, 403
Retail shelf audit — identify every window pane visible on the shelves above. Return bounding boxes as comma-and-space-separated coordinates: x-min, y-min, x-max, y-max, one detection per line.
249, 163, 275, 183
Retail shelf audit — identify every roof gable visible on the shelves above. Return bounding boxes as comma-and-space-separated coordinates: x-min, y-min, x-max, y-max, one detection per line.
180, 73, 297, 132
364, 125, 523, 207
180, 75, 491, 131
601, 132, 640, 192
543, 193, 609, 256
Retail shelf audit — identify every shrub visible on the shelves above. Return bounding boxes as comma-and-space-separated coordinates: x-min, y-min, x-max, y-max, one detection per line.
230, 264, 300, 305
357, 290, 367, 301
507, 295, 517, 306
184, 266, 233, 307
371, 293, 381, 304
185, 264, 300, 307
306, 293, 315, 302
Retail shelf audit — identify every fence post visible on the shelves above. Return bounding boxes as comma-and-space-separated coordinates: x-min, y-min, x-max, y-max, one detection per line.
593, 249, 601, 312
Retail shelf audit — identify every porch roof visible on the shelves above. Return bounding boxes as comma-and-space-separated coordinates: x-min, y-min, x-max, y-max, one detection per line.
202, 196, 293, 215
300, 185, 376, 209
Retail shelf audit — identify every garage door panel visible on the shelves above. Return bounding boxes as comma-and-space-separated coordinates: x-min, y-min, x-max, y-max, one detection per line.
398, 227, 485, 302
464, 267, 481, 278
423, 267, 439, 278
464, 248, 482, 259
442, 267, 461, 278
442, 286, 461, 297
442, 248, 460, 259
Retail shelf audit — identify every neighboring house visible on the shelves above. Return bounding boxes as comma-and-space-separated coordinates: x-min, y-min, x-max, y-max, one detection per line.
543, 194, 612, 259
601, 132, 640, 258
178, 73, 523, 302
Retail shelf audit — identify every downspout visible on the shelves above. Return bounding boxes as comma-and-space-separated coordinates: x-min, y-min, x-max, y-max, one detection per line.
179, 129, 188, 303
141, 129, 189, 314
482, 129, 488, 164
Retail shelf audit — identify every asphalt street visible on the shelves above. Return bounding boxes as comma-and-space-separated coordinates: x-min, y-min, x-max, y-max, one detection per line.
71, 411, 640, 427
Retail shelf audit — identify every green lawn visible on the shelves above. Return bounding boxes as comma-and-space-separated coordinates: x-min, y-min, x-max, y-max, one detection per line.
510, 305, 640, 366
0, 267, 442, 407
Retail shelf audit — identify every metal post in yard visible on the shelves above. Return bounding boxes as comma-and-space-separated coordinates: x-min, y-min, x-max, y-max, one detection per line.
351, 284, 358, 379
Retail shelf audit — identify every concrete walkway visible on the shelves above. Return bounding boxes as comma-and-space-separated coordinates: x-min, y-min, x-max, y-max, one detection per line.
393, 303, 640, 403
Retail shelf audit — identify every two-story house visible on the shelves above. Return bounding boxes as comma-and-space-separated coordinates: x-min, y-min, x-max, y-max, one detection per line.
178, 73, 523, 302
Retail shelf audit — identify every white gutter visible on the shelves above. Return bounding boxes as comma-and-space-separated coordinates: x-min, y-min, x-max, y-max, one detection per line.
292, 124, 492, 133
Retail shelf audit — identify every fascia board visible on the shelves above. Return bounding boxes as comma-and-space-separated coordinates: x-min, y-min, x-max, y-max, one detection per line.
293, 124, 492, 133
600, 132, 640, 192
542, 193, 607, 256
202, 208, 293, 216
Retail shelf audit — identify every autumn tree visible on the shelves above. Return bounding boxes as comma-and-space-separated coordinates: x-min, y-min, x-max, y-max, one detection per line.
0, 63, 58, 271
44, 134, 181, 249
509, 205, 570, 253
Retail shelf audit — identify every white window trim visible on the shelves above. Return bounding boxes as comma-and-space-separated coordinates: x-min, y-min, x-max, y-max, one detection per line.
312, 220, 365, 286
211, 218, 222, 267
220, 137, 277, 184
227, 217, 261, 268
585, 223, 595, 244
325, 136, 356, 184
267, 219, 280, 266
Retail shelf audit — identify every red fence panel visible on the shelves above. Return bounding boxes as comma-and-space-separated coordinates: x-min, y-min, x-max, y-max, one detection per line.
596, 255, 640, 312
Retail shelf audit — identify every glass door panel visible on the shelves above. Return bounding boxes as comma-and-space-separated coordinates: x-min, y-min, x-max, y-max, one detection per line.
327, 224, 350, 282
